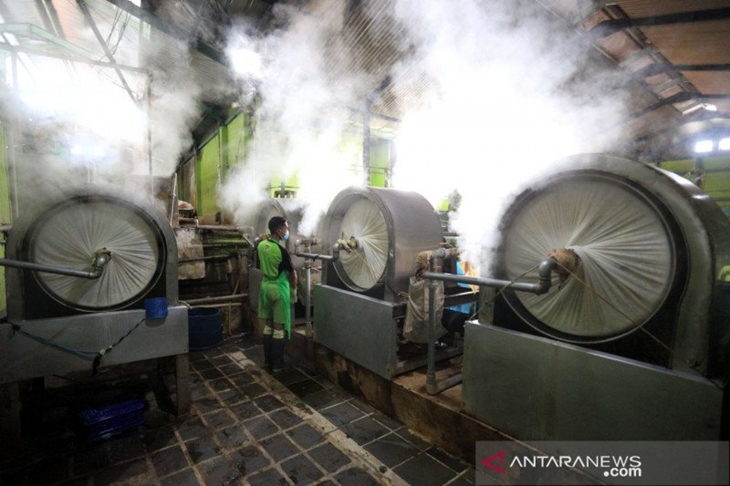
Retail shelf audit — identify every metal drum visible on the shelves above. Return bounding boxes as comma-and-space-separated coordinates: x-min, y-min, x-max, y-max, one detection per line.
5, 187, 178, 320
463, 154, 730, 440
491, 154, 730, 375
322, 186, 443, 301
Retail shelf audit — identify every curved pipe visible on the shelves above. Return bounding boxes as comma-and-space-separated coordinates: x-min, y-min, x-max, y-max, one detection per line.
0, 252, 112, 280
421, 258, 557, 395
294, 243, 341, 337
422, 258, 557, 296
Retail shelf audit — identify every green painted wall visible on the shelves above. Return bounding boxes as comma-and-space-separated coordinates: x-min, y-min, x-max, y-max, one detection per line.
369, 139, 392, 188
197, 133, 221, 217
223, 113, 249, 177
177, 112, 251, 217
177, 111, 395, 216
658, 155, 730, 212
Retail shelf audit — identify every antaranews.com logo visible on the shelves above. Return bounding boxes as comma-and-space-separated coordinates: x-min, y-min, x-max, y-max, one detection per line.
475, 441, 729, 486
482, 450, 642, 478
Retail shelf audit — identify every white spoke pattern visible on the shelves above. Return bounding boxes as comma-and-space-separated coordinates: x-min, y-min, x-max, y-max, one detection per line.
29, 200, 161, 310
339, 198, 389, 290
503, 178, 674, 338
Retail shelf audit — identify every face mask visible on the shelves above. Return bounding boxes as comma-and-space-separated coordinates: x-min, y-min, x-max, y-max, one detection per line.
282, 230, 290, 242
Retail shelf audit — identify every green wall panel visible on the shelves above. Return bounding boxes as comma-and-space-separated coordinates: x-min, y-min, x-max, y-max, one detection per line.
198, 134, 220, 217
369, 139, 391, 188
659, 156, 730, 211
223, 113, 248, 178
701, 155, 730, 171
658, 159, 695, 173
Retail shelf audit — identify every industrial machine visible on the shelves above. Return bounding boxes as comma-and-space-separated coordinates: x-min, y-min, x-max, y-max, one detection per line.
313, 186, 472, 379
0, 186, 189, 387
462, 153, 730, 440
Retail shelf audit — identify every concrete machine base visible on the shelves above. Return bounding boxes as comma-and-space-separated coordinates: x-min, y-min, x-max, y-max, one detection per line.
286, 320, 727, 471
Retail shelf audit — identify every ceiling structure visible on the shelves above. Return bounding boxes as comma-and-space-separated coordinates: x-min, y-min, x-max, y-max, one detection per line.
0, 0, 729, 163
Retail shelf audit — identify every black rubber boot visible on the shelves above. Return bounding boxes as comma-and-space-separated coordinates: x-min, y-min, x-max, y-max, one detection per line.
262, 334, 273, 370
271, 338, 286, 373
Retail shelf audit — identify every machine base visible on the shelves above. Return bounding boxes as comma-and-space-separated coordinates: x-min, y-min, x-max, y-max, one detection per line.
0, 306, 189, 383
313, 285, 462, 379
462, 321, 724, 440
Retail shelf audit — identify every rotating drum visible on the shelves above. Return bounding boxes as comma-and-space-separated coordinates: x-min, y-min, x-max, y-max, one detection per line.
322, 187, 443, 299
495, 170, 681, 343
5, 188, 176, 320
491, 153, 730, 378
24, 195, 166, 311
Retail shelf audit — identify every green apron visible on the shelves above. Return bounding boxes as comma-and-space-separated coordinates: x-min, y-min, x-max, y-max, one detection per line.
275, 270, 292, 338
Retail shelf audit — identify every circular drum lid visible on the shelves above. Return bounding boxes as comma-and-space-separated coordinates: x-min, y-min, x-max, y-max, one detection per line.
336, 197, 389, 291
27, 197, 164, 311
502, 174, 676, 341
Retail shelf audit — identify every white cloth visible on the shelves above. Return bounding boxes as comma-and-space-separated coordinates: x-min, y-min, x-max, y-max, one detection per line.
403, 277, 447, 343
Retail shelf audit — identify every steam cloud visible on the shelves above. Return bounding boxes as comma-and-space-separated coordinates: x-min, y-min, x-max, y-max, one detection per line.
222, 0, 631, 272
222, 1, 372, 237
2, 6, 231, 210
4, 0, 631, 273
388, 0, 631, 269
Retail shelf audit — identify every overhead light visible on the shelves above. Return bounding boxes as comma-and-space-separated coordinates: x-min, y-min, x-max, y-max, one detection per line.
694, 140, 713, 153
703, 103, 718, 112
720, 137, 730, 151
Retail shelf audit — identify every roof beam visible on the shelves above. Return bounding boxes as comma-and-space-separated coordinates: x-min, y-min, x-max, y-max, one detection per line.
588, 7, 730, 39
630, 111, 730, 145
77, 0, 137, 103
629, 92, 730, 120
634, 63, 730, 78
102, 0, 227, 65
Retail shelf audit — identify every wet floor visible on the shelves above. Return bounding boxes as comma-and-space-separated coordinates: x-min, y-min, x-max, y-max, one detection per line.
0, 334, 476, 485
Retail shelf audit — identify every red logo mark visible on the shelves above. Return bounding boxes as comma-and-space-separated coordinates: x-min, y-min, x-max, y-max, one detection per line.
481, 450, 507, 474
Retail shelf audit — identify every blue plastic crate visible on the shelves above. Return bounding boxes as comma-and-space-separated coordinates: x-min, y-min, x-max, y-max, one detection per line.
79, 399, 145, 441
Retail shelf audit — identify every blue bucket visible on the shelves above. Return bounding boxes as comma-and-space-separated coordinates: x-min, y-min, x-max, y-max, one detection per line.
188, 308, 223, 351
145, 297, 168, 319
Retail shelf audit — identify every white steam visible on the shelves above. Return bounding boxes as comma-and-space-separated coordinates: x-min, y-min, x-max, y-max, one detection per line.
221, 0, 631, 273
4, 7, 228, 204
389, 0, 630, 271
221, 1, 371, 232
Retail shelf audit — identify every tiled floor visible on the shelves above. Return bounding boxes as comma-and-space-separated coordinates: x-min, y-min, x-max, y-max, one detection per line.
0, 334, 476, 485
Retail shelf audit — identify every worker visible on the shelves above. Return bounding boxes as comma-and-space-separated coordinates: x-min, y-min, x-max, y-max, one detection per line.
258, 216, 298, 372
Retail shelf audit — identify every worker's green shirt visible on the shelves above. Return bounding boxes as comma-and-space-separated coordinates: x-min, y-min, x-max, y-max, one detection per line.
258, 238, 294, 279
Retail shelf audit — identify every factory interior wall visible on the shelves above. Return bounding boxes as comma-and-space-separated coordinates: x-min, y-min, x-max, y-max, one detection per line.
176, 112, 395, 217
369, 138, 392, 188
177, 112, 250, 220
659, 155, 730, 216
197, 133, 221, 219
0, 124, 8, 312
221, 112, 248, 179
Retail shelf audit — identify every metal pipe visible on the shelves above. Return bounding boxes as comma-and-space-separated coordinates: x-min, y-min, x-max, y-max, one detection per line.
305, 261, 312, 338
0, 257, 105, 279
177, 222, 243, 231
421, 260, 556, 296
179, 255, 234, 263
182, 293, 249, 305
294, 242, 340, 334
169, 173, 178, 225
294, 243, 341, 263
295, 251, 339, 262
426, 278, 439, 393
422, 258, 557, 395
